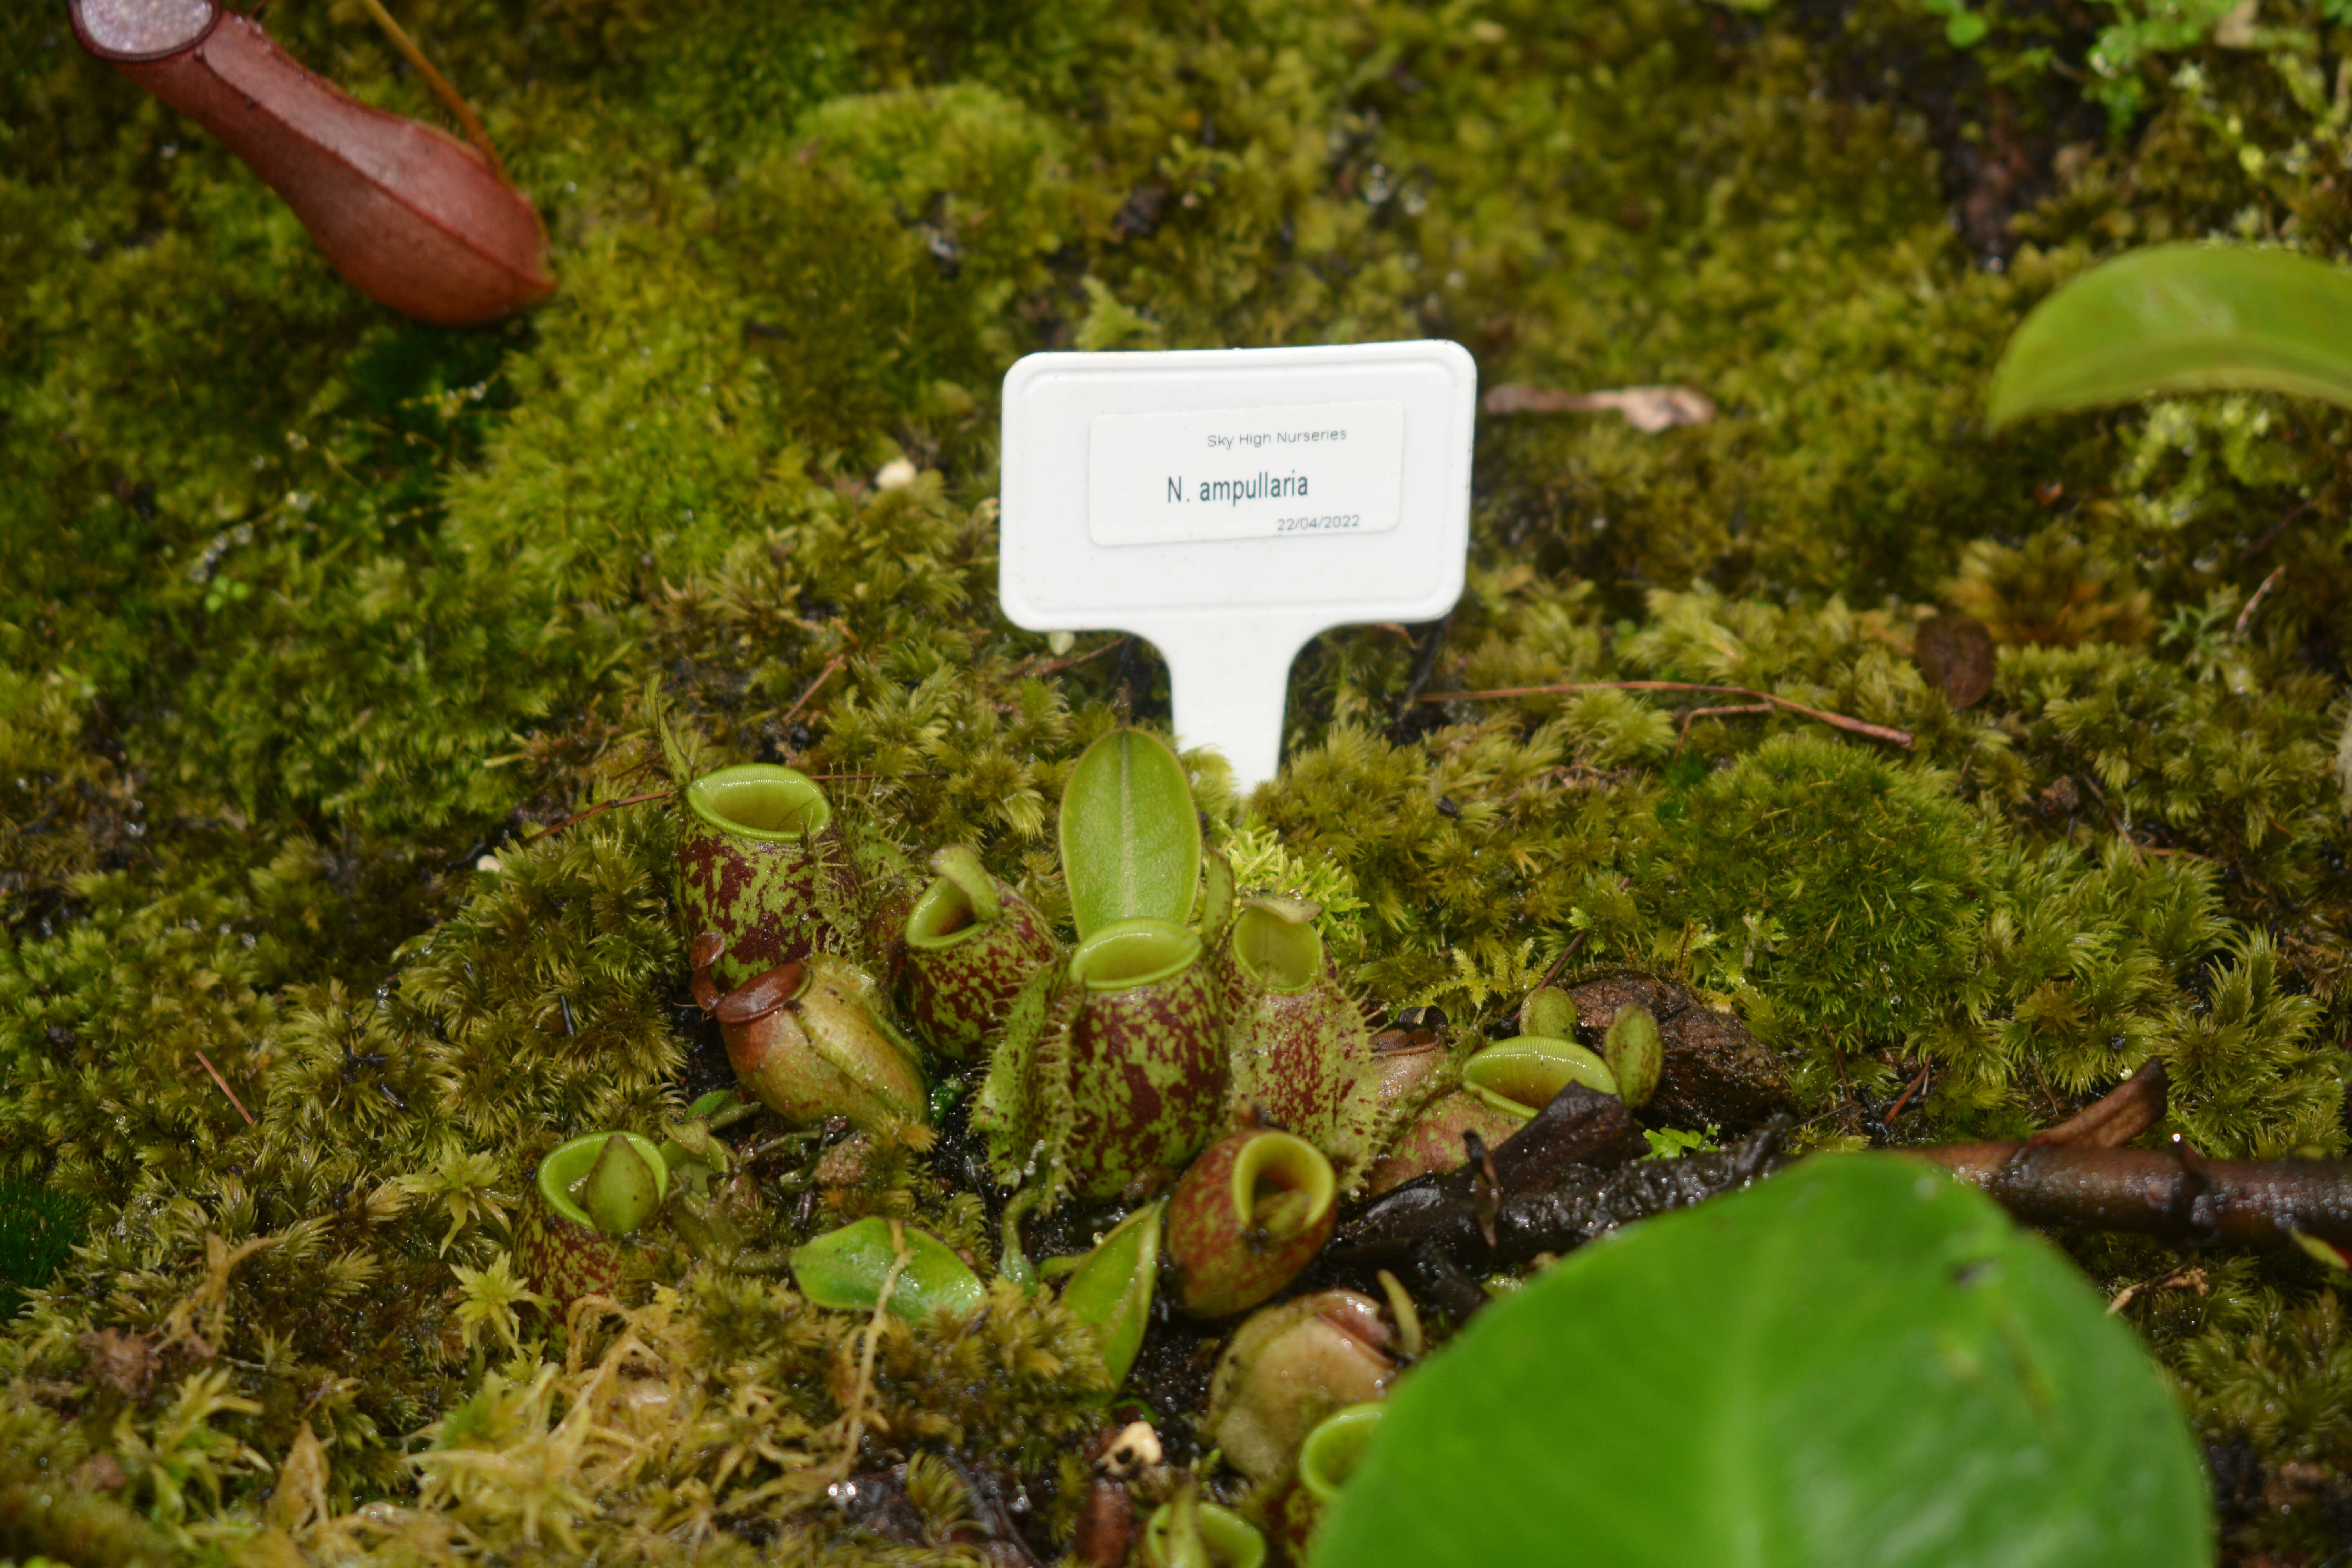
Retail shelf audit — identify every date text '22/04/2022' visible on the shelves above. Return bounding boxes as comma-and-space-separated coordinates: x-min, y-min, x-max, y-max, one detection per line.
1084, 397, 1405, 547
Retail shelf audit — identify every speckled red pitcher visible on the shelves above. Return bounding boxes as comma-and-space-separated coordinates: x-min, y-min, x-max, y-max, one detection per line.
678, 764, 856, 992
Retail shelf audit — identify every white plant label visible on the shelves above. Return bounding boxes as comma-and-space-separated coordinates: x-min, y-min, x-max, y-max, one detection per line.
1084, 398, 1406, 547
1000, 339, 1476, 792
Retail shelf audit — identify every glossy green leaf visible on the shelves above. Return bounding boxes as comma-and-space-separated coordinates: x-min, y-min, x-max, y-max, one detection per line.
1059, 1200, 1163, 1385
1988, 242, 2352, 428
790, 1217, 986, 1324
1312, 1154, 2210, 1568
1060, 729, 1201, 940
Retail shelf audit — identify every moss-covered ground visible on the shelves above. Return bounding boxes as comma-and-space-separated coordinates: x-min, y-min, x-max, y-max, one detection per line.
8, 0, 2352, 1559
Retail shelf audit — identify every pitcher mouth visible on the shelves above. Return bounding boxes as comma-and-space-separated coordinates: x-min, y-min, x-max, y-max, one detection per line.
70, 0, 220, 62
686, 764, 832, 841
1229, 905, 1322, 993
1229, 1130, 1336, 1234
1070, 918, 1202, 991
905, 848, 1000, 950
1297, 1403, 1386, 1504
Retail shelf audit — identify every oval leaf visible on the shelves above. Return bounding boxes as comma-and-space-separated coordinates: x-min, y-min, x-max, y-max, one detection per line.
1988, 242, 2352, 428
790, 1217, 986, 1324
1312, 1154, 2209, 1568
1060, 729, 1201, 940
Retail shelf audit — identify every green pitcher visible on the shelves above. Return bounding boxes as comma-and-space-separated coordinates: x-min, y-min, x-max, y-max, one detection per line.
1215, 896, 1379, 1186
679, 763, 855, 991
1064, 917, 1228, 1200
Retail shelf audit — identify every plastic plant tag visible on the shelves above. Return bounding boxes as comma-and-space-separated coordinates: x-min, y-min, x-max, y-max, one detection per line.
1000, 341, 1477, 790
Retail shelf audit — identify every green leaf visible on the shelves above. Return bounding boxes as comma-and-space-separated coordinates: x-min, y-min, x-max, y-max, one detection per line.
1060, 1200, 1163, 1385
1059, 729, 1201, 940
1311, 1154, 2209, 1568
790, 1217, 987, 1323
1988, 242, 2352, 428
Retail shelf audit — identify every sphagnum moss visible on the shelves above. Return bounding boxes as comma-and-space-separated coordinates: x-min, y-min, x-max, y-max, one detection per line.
7, 0, 2352, 1560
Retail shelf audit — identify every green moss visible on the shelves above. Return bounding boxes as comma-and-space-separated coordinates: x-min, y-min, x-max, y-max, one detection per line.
1640, 731, 1984, 1087
7, 0, 2352, 1557
0, 1179, 81, 1320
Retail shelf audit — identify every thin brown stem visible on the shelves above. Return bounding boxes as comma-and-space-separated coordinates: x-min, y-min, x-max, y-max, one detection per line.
193, 1049, 256, 1127
1535, 931, 1592, 994
1417, 681, 1913, 749
518, 789, 670, 847
1532, 875, 1630, 993
1029, 635, 1130, 677
2235, 563, 2288, 637
2243, 497, 2316, 559
1883, 1062, 1931, 1123
831, 1220, 910, 1479
353, 0, 511, 184
2107, 1262, 2206, 1317
781, 656, 848, 731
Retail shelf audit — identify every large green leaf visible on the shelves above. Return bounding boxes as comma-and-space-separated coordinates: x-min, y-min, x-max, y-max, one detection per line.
1988, 241, 2352, 427
1058, 729, 1201, 940
1311, 1154, 2210, 1568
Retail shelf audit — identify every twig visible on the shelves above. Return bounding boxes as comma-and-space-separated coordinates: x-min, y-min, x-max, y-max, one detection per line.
2243, 497, 2316, 559
1327, 1076, 2352, 1323
518, 789, 670, 847
1391, 612, 1454, 728
832, 1220, 911, 1479
1884, 1063, 1931, 1123
352, 0, 511, 184
2108, 1263, 2206, 1317
2235, 564, 2288, 638
1417, 681, 1912, 749
1029, 636, 1130, 677
1913, 1140, 2352, 1253
781, 656, 848, 730
1531, 875, 1630, 993
1535, 931, 1592, 994
192, 1050, 255, 1127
